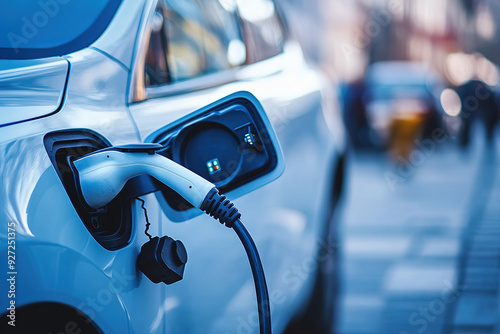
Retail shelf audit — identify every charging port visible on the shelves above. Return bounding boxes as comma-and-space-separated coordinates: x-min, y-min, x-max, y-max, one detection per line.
151, 94, 280, 215
44, 130, 134, 250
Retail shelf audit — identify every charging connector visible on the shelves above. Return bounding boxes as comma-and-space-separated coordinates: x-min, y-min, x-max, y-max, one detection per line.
73, 146, 272, 334
200, 188, 241, 227
73, 146, 215, 210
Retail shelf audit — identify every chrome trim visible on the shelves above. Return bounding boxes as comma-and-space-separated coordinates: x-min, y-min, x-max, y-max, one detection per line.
128, 0, 158, 104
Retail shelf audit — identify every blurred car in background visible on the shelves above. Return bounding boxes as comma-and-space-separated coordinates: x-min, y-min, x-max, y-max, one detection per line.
348, 61, 444, 155
0, 0, 346, 333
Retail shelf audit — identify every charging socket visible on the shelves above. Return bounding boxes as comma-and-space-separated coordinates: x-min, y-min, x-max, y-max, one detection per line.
147, 91, 284, 222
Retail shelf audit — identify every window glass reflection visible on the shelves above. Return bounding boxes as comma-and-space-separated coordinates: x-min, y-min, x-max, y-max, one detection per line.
147, 0, 244, 84
144, 0, 284, 87
237, 0, 284, 63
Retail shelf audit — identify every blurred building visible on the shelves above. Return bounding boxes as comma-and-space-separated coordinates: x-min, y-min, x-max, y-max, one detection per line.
463, 0, 500, 64
319, 0, 499, 87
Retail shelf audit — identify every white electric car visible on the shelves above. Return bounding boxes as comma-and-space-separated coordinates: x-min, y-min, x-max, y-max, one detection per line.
0, 0, 346, 333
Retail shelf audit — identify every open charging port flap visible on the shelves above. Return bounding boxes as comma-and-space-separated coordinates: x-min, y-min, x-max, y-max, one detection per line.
146, 91, 284, 222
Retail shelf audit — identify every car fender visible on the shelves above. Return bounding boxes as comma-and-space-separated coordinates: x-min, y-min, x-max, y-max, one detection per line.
0, 240, 132, 333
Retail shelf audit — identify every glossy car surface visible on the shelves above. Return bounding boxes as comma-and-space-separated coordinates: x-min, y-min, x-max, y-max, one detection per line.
0, 0, 346, 333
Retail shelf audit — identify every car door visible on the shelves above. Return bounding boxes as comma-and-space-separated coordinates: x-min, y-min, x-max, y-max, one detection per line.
127, 0, 341, 332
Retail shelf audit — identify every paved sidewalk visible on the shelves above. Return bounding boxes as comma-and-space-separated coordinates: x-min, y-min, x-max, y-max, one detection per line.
336, 128, 499, 334
446, 146, 500, 333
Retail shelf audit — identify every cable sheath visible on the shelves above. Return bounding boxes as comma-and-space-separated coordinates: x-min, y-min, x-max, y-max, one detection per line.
232, 219, 272, 334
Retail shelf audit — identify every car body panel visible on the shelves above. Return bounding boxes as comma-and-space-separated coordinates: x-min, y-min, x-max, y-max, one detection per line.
91, 0, 148, 70
0, 57, 69, 127
0, 47, 142, 330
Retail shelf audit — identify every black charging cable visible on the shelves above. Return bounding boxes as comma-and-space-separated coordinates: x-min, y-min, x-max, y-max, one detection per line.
201, 189, 271, 334
233, 219, 271, 334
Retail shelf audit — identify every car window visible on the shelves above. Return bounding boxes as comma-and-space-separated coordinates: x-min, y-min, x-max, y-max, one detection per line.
143, 0, 285, 87
237, 0, 284, 64
145, 0, 245, 86
0, 0, 122, 59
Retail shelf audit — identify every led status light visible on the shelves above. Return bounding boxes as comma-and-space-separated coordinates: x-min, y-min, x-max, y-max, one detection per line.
206, 158, 221, 174
244, 125, 255, 146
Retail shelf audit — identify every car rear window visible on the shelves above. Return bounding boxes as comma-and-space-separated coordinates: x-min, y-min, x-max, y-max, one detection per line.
0, 0, 122, 59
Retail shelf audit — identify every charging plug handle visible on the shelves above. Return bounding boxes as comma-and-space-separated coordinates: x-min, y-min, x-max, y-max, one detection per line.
73, 148, 215, 210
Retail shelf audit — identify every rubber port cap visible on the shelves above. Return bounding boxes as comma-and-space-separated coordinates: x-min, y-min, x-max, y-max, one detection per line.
137, 236, 187, 285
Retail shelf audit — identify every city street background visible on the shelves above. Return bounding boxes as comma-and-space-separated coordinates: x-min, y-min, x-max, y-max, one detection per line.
277, 1, 500, 332
337, 126, 500, 333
